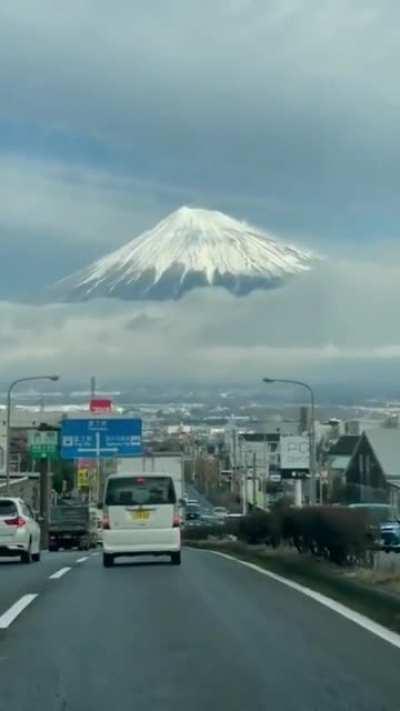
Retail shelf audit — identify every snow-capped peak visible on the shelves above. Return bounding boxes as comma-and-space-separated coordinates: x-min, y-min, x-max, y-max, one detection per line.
48, 206, 317, 301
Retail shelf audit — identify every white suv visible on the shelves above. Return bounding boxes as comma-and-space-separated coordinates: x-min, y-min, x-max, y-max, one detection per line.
102, 472, 181, 567
0, 497, 41, 563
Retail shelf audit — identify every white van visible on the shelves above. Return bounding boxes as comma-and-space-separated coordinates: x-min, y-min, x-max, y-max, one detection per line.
102, 472, 181, 567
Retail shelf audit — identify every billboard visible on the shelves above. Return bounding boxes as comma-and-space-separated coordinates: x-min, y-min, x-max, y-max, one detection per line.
90, 399, 112, 412
61, 418, 142, 459
280, 436, 310, 471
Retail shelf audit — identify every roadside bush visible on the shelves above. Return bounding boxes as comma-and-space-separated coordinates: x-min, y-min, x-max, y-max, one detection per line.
184, 505, 371, 567
182, 524, 227, 541
281, 506, 370, 565
238, 511, 280, 546
224, 517, 241, 537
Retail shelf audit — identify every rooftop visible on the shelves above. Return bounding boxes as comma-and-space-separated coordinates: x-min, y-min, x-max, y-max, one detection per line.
366, 428, 400, 480
328, 435, 360, 456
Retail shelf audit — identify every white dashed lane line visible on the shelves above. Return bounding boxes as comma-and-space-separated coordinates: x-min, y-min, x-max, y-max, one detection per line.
0, 556, 92, 630
49, 567, 72, 580
0, 595, 38, 629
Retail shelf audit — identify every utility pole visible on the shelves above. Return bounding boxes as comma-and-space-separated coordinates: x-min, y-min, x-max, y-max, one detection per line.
89, 375, 101, 504
252, 452, 257, 509
263, 437, 269, 510
39, 456, 50, 549
241, 450, 248, 516
231, 426, 237, 494
90, 375, 96, 400
232, 426, 237, 467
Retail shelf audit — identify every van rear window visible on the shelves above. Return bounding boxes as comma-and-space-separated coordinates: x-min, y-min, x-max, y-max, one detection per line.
105, 477, 176, 506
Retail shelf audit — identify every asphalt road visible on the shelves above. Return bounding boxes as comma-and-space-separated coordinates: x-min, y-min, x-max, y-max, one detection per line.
0, 548, 399, 710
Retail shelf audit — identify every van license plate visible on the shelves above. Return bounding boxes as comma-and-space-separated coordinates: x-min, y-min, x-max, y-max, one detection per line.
132, 511, 150, 521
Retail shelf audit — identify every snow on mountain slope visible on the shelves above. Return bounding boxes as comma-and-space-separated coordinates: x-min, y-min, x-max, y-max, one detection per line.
48, 206, 317, 301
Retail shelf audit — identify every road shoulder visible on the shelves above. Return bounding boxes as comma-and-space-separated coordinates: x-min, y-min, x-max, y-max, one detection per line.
186, 542, 400, 635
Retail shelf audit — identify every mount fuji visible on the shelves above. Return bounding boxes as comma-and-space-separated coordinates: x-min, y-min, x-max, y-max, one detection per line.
48, 207, 316, 301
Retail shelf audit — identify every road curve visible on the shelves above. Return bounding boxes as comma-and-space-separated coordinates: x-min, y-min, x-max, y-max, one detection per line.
0, 548, 399, 710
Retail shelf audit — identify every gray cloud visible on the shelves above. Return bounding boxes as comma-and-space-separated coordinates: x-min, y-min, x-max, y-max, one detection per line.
0, 1, 399, 255
0, 155, 196, 297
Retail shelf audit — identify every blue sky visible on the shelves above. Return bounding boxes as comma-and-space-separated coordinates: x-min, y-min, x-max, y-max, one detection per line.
1, 1, 400, 382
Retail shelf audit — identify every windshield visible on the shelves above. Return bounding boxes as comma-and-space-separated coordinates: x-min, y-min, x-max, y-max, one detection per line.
105, 477, 176, 506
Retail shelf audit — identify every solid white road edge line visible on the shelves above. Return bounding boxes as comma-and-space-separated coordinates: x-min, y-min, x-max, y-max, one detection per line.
207, 550, 400, 652
0, 595, 38, 629
76, 556, 89, 563
49, 567, 71, 580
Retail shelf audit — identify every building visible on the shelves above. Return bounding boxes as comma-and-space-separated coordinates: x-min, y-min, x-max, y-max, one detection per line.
323, 435, 359, 500
345, 429, 400, 508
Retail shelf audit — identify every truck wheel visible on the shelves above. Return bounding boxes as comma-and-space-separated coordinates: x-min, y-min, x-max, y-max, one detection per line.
32, 550, 41, 562
171, 551, 181, 566
103, 553, 114, 567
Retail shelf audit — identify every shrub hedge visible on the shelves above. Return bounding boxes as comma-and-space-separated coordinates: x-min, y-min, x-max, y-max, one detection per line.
184, 506, 373, 566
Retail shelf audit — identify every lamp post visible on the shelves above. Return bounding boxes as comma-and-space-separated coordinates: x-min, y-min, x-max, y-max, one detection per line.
262, 377, 317, 505
5, 375, 60, 494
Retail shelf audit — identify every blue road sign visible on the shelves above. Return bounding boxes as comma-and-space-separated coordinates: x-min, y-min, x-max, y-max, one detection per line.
61, 418, 142, 460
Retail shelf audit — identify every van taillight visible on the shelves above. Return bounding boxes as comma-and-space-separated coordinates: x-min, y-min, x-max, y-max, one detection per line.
5, 516, 26, 528
102, 513, 111, 530
173, 514, 181, 528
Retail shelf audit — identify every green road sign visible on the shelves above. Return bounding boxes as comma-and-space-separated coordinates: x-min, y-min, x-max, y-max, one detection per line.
28, 431, 59, 460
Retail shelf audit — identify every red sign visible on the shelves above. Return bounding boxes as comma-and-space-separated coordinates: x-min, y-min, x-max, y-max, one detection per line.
90, 398, 112, 412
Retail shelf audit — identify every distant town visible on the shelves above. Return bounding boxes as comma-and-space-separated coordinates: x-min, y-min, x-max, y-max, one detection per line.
1, 379, 400, 515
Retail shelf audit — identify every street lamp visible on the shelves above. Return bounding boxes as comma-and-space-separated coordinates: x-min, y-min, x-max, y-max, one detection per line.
5, 375, 60, 493
262, 377, 317, 505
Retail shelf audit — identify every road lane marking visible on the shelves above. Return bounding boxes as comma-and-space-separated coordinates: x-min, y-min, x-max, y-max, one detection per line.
207, 550, 400, 652
0, 595, 38, 629
49, 567, 71, 579
76, 556, 89, 563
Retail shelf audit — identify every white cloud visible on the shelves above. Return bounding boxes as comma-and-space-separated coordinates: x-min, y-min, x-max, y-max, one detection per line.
0, 257, 400, 383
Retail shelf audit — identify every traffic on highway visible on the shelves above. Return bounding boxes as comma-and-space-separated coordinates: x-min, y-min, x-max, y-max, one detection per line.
1, 480, 400, 710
